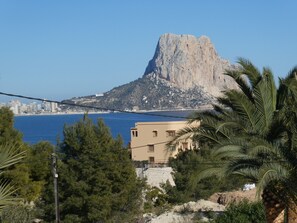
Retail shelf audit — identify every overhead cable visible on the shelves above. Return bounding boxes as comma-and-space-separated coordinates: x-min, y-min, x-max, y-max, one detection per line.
0, 91, 195, 119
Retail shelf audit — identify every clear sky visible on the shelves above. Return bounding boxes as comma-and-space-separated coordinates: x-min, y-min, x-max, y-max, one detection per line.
0, 0, 296, 102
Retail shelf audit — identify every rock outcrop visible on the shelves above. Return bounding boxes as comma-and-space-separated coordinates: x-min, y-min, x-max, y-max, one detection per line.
209, 188, 258, 206
144, 33, 236, 97
144, 200, 225, 223
61, 33, 237, 111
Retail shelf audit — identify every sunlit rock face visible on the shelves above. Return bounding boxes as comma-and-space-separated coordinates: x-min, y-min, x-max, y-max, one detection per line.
144, 33, 237, 97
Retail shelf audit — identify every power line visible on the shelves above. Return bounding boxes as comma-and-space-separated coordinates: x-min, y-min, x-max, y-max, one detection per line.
129, 140, 171, 149
37, 155, 291, 165
4, 92, 290, 165
0, 91, 192, 119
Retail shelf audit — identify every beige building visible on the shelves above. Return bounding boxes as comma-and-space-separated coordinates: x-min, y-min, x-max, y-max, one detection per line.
130, 121, 198, 164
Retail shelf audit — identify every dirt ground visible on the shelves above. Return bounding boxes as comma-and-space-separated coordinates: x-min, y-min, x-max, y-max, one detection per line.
208, 188, 259, 206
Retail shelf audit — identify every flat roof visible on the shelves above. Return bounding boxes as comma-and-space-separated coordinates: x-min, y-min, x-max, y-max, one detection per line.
134, 121, 188, 125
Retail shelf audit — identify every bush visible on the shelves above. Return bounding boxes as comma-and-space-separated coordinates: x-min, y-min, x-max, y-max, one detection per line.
144, 186, 171, 215
1, 204, 37, 223
166, 149, 246, 204
214, 200, 265, 223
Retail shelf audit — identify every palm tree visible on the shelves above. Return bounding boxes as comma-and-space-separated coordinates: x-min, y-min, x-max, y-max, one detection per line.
0, 143, 25, 211
171, 58, 297, 223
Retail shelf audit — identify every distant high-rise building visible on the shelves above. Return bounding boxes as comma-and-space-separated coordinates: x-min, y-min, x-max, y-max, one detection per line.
8, 100, 21, 115
50, 102, 58, 113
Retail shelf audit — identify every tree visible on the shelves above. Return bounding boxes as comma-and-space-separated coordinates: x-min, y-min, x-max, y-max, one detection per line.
0, 107, 22, 145
165, 148, 245, 204
40, 116, 143, 223
171, 58, 297, 222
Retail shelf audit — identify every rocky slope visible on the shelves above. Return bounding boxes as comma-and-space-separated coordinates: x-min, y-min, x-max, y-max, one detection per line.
62, 33, 237, 111
62, 75, 214, 111
144, 200, 225, 223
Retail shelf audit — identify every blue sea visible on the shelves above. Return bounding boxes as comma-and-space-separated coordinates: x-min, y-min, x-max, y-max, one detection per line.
14, 111, 193, 146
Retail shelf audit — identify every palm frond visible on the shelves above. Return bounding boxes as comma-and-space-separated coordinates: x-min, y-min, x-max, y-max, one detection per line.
0, 180, 21, 211
0, 143, 26, 171
221, 90, 257, 130
195, 167, 227, 182
277, 67, 297, 111
224, 69, 254, 101
253, 69, 277, 134
247, 139, 282, 160
169, 126, 199, 146
237, 57, 262, 87
233, 168, 259, 182
256, 163, 289, 196
213, 145, 247, 159
215, 121, 245, 135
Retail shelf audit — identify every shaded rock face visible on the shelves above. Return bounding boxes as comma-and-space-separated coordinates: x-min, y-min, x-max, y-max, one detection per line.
144, 33, 236, 97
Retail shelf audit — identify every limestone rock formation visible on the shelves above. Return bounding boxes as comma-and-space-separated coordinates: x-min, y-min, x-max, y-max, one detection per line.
144, 200, 225, 223
144, 33, 236, 97
61, 33, 237, 111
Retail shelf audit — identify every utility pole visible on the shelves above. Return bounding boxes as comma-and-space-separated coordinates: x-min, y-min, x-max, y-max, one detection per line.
52, 153, 60, 223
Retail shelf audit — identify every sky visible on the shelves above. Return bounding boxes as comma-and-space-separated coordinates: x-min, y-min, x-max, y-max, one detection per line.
0, 0, 297, 103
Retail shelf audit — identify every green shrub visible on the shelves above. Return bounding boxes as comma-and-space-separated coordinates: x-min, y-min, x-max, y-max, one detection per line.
1, 204, 37, 223
214, 200, 265, 223
144, 186, 171, 215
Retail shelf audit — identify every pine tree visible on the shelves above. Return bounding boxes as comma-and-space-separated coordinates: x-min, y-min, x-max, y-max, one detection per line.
41, 115, 143, 223
0, 107, 22, 145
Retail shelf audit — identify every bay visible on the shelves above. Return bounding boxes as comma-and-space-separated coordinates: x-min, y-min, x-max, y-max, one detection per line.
14, 111, 193, 146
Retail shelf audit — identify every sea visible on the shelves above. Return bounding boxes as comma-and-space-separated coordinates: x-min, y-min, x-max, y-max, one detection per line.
14, 111, 194, 146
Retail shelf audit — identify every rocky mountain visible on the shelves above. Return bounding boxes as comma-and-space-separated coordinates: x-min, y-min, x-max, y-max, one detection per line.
144, 33, 236, 97
62, 33, 237, 111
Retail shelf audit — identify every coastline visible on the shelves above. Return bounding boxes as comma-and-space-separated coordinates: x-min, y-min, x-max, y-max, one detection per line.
14, 105, 212, 117
14, 111, 110, 117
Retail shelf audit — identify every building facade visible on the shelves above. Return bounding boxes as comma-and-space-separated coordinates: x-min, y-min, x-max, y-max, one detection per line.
130, 121, 198, 164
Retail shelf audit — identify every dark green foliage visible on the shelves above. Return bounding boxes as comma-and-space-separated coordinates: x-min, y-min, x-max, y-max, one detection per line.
171, 60, 297, 211
214, 200, 265, 223
40, 116, 143, 223
0, 107, 22, 145
2, 142, 54, 202
165, 149, 245, 204
0, 204, 37, 223
28, 141, 54, 182
144, 186, 171, 214
0, 107, 42, 202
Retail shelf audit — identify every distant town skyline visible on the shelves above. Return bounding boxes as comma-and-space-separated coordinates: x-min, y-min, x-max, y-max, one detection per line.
1, 1, 297, 103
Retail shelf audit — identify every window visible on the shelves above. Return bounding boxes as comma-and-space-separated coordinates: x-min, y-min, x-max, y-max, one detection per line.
148, 144, 154, 153
182, 142, 189, 149
169, 145, 176, 151
166, 130, 176, 137
152, 130, 158, 137
132, 130, 138, 137
149, 156, 155, 163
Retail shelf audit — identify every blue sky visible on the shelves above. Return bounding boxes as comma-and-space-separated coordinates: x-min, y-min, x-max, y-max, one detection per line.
0, 0, 296, 102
